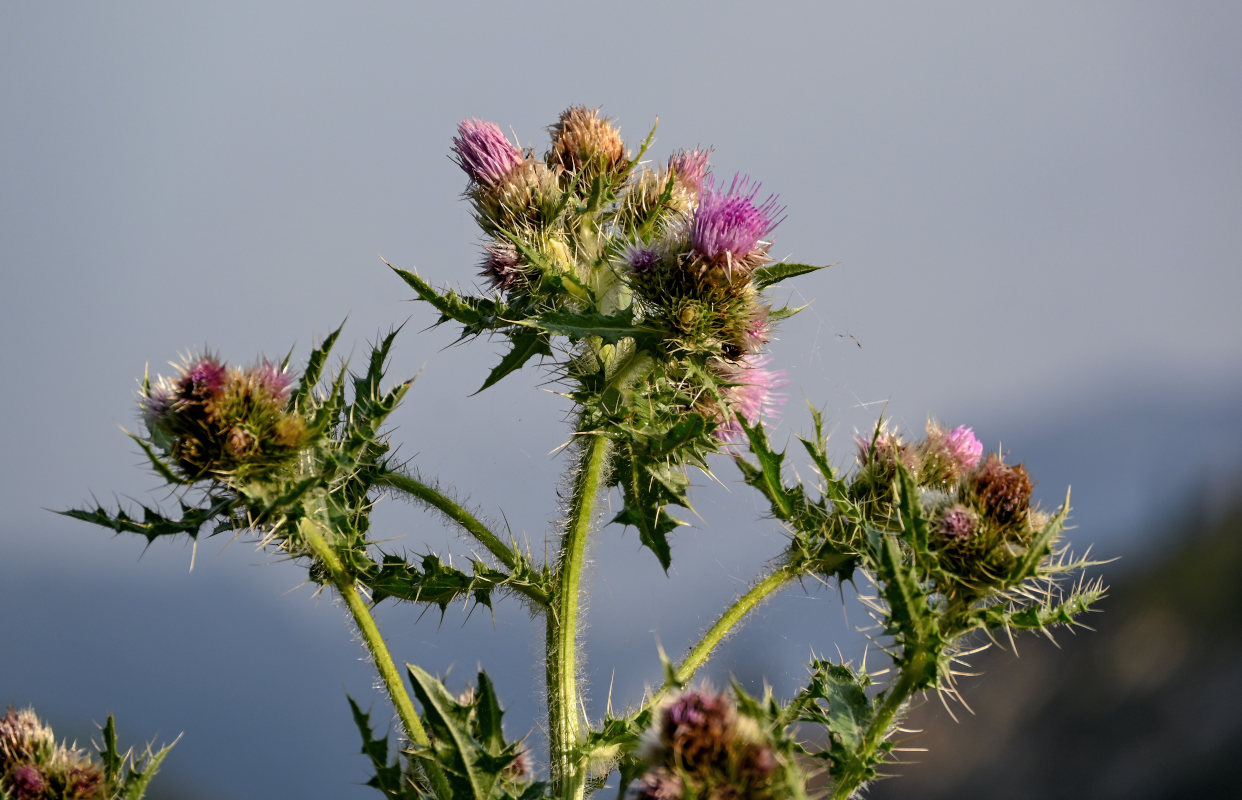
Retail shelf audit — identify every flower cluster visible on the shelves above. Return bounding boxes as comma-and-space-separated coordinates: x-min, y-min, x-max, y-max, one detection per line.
142, 353, 307, 481
0, 708, 107, 800
854, 421, 1045, 589
633, 689, 787, 800
451, 106, 790, 442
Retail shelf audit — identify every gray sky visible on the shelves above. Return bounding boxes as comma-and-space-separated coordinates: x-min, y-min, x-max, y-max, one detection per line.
3, 3, 1240, 798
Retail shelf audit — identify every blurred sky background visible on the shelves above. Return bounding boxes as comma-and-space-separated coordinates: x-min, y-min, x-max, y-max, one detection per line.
3, 3, 1241, 798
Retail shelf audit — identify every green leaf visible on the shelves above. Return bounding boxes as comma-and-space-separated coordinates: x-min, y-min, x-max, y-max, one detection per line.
388, 263, 506, 333
752, 262, 831, 290
348, 696, 421, 799
475, 330, 552, 394
60, 495, 237, 543
519, 309, 648, 345
1006, 487, 1071, 586
738, 421, 795, 520
294, 323, 344, 407
789, 660, 877, 785
405, 666, 525, 800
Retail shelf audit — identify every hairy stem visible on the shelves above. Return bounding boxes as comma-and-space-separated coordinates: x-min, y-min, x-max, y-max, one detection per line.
547, 430, 610, 800
298, 518, 451, 799
373, 468, 517, 569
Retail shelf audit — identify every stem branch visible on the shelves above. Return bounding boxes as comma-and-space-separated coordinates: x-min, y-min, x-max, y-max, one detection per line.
299, 518, 451, 799
547, 430, 610, 800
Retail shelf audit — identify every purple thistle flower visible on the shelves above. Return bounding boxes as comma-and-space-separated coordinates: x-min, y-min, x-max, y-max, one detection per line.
180, 354, 227, 401
632, 768, 684, 800
855, 425, 902, 466
8, 763, 47, 799
937, 504, 978, 543
945, 425, 983, 470
714, 356, 788, 441
250, 360, 293, 401
626, 244, 665, 276
668, 146, 712, 186
452, 119, 525, 187
690, 175, 785, 265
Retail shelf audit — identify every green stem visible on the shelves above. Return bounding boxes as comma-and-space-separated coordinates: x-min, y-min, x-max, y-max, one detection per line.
677, 561, 801, 686
373, 469, 517, 570
547, 430, 610, 800
299, 518, 451, 799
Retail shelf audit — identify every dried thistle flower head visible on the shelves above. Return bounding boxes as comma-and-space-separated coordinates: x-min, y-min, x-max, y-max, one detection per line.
970, 454, 1033, 528
548, 105, 626, 176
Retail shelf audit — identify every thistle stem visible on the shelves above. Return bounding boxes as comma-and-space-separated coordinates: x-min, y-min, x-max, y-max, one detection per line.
547, 430, 610, 800
373, 468, 518, 570
298, 518, 452, 799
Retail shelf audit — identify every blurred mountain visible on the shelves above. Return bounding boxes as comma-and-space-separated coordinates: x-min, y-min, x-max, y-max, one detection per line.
866, 486, 1242, 800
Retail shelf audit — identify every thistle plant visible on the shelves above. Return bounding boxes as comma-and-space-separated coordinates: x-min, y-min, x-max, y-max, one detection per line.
66, 105, 1105, 800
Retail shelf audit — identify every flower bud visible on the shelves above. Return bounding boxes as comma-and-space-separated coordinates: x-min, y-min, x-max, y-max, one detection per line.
916, 422, 984, 486
631, 767, 684, 799
0, 707, 54, 764
452, 119, 525, 187
548, 105, 626, 177
7, 763, 47, 799
935, 503, 979, 543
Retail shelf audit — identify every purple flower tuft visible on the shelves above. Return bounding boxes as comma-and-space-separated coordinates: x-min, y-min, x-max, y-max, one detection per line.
714, 357, 788, 441
250, 361, 293, 401
668, 146, 712, 186
8, 763, 47, 799
480, 241, 523, 291
690, 175, 785, 265
181, 355, 227, 400
937, 504, 978, 543
945, 425, 983, 470
626, 244, 664, 276
452, 119, 525, 186
632, 768, 684, 800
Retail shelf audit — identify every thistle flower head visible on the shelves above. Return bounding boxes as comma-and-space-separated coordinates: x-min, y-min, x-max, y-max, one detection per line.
936, 504, 979, 543
0, 707, 54, 764
452, 119, 525, 187
249, 360, 294, 402
626, 243, 666, 276
970, 454, 1033, 528
548, 105, 626, 175
141, 353, 309, 480
712, 356, 788, 441
690, 175, 785, 270
945, 425, 983, 469
7, 763, 47, 799
855, 423, 904, 466
659, 689, 736, 765
668, 146, 712, 188
480, 240, 524, 292
631, 768, 684, 799
180, 354, 227, 401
